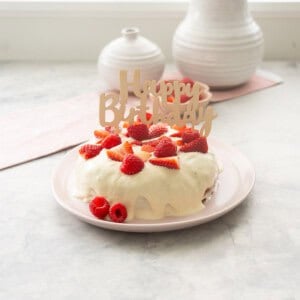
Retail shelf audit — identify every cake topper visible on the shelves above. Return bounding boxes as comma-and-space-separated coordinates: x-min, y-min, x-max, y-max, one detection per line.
99, 70, 216, 136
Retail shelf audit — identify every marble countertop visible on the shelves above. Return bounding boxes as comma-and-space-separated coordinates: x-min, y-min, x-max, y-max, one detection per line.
0, 62, 299, 300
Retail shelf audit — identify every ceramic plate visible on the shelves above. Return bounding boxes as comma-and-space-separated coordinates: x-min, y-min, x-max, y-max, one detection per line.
52, 138, 255, 232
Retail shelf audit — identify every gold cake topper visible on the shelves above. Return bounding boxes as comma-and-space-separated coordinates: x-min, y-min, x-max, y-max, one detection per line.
99, 70, 216, 136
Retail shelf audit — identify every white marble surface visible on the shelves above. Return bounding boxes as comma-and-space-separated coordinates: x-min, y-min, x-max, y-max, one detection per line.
0, 62, 299, 300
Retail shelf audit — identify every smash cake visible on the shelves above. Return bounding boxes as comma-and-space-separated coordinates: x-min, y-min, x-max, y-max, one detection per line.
73, 72, 220, 223
74, 121, 220, 223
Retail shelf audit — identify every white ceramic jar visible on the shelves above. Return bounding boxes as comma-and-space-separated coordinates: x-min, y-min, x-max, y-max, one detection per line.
172, 0, 264, 88
98, 27, 165, 90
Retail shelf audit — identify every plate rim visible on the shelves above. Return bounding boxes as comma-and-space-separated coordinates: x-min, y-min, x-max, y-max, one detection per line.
51, 137, 255, 232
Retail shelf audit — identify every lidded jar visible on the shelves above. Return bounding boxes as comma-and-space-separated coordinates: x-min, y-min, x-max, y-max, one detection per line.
98, 27, 165, 90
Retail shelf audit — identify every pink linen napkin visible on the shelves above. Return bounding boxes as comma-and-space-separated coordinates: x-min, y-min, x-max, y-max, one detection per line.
0, 70, 282, 170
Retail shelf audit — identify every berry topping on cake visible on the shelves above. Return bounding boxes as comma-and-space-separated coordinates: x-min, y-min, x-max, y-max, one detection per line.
180, 136, 208, 153
121, 141, 134, 154
136, 112, 153, 123
109, 203, 128, 223
135, 150, 151, 162
141, 144, 155, 153
106, 150, 124, 162
181, 77, 194, 85
149, 157, 180, 170
182, 128, 200, 143
79, 144, 102, 159
94, 129, 110, 139
149, 123, 168, 139
120, 154, 145, 175
154, 138, 177, 158
89, 196, 110, 219
101, 134, 122, 149
127, 123, 149, 141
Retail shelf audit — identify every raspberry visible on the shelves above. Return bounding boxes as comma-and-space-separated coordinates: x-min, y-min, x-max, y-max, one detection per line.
101, 134, 121, 149
149, 157, 180, 170
182, 128, 200, 143
120, 154, 144, 175
109, 203, 128, 223
89, 196, 110, 219
180, 136, 208, 153
154, 138, 177, 158
79, 144, 102, 159
127, 123, 149, 141
148, 123, 168, 139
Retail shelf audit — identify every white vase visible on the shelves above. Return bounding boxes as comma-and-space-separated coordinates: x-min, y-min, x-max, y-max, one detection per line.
172, 0, 264, 88
98, 27, 165, 91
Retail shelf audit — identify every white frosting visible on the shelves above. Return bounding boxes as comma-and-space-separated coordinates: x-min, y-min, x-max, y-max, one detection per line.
74, 132, 220, 221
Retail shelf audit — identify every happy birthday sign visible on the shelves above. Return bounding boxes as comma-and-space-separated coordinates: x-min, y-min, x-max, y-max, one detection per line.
99, 70, 216, 136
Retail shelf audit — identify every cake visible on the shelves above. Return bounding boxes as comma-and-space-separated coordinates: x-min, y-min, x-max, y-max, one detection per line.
74, 120, 220, 222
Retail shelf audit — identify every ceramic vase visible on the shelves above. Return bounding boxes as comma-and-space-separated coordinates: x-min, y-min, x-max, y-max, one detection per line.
172, 0, 264, 88
98, 27, 165, 90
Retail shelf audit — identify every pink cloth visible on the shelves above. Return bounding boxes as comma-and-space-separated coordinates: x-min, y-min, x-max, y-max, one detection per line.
0, 71, 281, 170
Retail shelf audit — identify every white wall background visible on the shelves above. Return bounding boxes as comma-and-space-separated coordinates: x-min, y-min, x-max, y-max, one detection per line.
0, 0, 299, 61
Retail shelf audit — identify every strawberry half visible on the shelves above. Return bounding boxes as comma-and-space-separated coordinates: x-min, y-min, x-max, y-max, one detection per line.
79, 144, 102, 159
148, 123, 168, 139
141, 144, 155, 153
154, 138, 177, 158
121, 141, 134, 154
180, 136, 208, 153
120, 154, 145, 175
149, 157, 180, 170
101, 134, 122, 149
127, 123, 149, 141
106, 150, 124, 162
94, 129, 110, 139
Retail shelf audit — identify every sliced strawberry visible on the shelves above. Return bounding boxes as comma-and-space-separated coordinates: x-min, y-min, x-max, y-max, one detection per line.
141, 144, 155, 153
176, 140, 184, 146
172, 125, 186, 131
182, 128, 200, 143
130, 140, 143, 146
120, 154, 144, 175
167, 96, 175, 103
127, 123, 149, 141
154, 138, 177, 158
106, 150, 124, 162
101, 134, 122, 149
148, 123, 168, 139
136, 112, 153, 123
122, 121, 130, 128
135, 150, 151, 162
180, 94, 191, 103
180, 77, 194, 85
121, 141, 133, 154
79, 144, 102, 159
94, 129, 110, 139
180, 136, 208, 153
149, 157, 180, 170
170, 131, 182, 138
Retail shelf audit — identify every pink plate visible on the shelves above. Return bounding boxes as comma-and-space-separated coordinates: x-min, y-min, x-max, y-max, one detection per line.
52, 138, 255, 232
